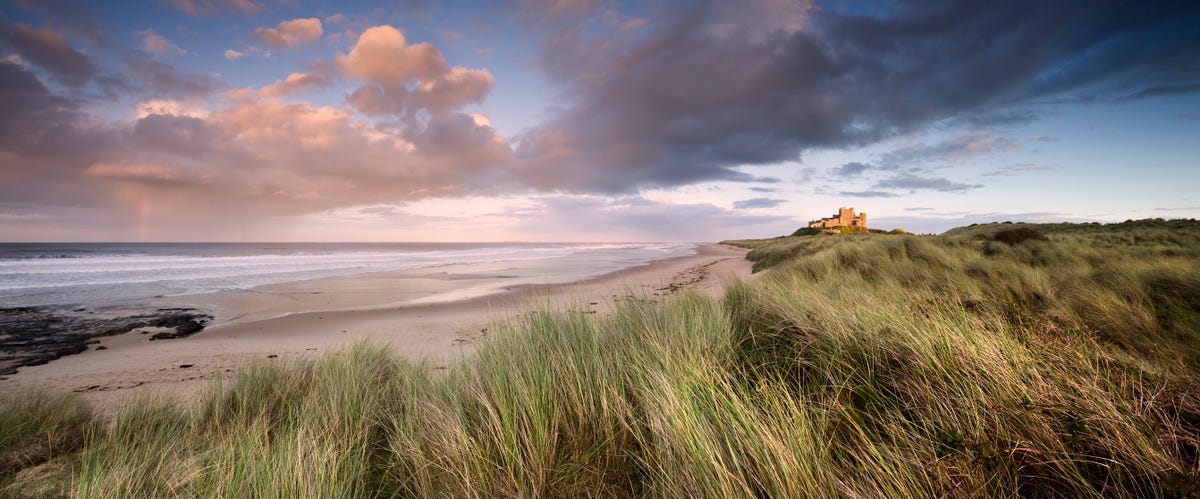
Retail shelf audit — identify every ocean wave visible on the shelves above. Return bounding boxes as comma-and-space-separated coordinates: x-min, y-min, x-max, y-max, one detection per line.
0, 242, 697, 307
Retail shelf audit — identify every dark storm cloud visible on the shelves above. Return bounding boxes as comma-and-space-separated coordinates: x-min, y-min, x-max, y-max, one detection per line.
0, 60, 114, 161
1, 3, 225, 100
733, 198, 786, 209
0, 61, 82, 148
0, 61, 119, 207
515, 0, 1200, 193
0, 22, 95, 87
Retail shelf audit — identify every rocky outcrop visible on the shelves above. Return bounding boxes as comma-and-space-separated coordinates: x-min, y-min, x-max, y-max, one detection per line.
0, 307, 210, 376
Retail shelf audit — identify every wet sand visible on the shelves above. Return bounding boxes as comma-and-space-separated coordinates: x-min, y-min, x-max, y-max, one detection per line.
2, 244, 752, 410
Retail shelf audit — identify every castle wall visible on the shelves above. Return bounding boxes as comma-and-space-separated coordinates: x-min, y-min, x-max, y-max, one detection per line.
808, 207, 867, 229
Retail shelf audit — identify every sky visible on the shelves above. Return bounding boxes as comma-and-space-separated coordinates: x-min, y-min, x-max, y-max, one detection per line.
0, 0, 1197, 242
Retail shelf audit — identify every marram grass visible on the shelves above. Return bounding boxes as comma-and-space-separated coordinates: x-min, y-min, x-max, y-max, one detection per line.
2, 219, 1198, 497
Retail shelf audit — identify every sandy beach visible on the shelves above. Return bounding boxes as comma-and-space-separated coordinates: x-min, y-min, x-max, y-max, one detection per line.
2, 244, 751, 410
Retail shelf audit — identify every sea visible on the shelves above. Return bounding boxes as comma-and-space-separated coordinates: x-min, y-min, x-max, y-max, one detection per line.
0, 242, 697, 308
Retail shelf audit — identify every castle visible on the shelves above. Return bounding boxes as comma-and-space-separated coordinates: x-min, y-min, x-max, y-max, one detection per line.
809, 207, 867, 229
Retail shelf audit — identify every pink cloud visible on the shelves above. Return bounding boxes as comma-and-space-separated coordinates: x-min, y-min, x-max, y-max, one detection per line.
253, 18, 323, 50
135, 28, 185, 56
338, 25, 447, 83
0, 22, 516, 239
255, 72, 329, 97
337, 25, 493, 117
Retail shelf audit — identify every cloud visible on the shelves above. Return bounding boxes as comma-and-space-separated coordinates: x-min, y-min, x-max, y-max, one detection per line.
0, 22, 95, 87
135, 28, 185, 56
620, 18, 647, 31
84, 163, 197, 187
91, 100, 506, 219
338, 25, 493, 117
834, 161, 871, 176
8, 0, 106, 44
733, 197, 786, 209
247, 72, 329, 97
223, 45, 272, 60
840, 190, 898, 198
983, 163, 1055, 177
338, 25, 448, 83
0, 18, 517, 240
131, 112, 220, 157
1123, 82, 1200, 101
0, 60, 86, 150
0, 60, 512, 238
0, 61, 123, 212
748, 186, 777, 193
873, 173, 981, 193
253, 18, 323, 50
512, 0, 1200, 194
1027, 135, 1059, 142
122, 53, 226, 98
299, 193, 798, 242
170, 0, 263, 16
513, 195, 797, 241
878, 132, 1019, 167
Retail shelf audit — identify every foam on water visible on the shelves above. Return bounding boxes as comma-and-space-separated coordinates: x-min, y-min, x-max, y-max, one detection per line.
0, 243, 696, 307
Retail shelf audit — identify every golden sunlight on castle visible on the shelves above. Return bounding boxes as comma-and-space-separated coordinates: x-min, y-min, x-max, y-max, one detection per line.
809, 207, 867, 229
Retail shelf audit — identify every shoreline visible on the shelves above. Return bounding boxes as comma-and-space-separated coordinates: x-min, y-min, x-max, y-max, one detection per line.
1, 244, 752, 410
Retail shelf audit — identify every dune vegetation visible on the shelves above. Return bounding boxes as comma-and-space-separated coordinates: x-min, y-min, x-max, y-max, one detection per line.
2, 219, 1198, 497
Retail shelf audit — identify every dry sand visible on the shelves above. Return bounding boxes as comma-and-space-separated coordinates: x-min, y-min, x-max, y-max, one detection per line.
2, 244, 752, 410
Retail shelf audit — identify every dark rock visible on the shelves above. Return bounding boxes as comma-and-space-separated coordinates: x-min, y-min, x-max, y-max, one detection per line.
179, 364, 193, 368
0, 306, 211, 375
